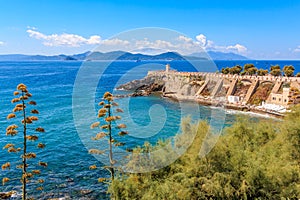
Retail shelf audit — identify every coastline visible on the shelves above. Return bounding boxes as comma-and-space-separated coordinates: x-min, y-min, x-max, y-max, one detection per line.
115, 90, 284, 119
116, 66, 300, 119
161, 93, 284, 119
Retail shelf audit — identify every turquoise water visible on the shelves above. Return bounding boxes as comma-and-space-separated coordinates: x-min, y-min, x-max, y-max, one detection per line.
0, 60, 286, 199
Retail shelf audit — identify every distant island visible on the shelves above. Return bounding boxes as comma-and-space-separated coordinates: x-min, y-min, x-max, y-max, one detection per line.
0, 51, 248, 61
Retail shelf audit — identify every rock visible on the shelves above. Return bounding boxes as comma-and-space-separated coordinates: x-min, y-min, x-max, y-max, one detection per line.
80, 189, 93, 195
0, 191, 15, 199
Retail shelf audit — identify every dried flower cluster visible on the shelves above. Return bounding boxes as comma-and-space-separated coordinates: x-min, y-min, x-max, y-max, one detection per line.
89, 92, 128, 185
1, 83, 47, 200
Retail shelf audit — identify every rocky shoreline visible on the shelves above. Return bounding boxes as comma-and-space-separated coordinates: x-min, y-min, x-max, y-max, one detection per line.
115, 64, 300, 119
116, 78, 285, 119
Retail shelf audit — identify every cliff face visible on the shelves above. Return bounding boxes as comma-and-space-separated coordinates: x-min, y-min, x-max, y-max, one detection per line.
117, 70, 300, 108
163, 73, 202, 98
117, 72, 204, 99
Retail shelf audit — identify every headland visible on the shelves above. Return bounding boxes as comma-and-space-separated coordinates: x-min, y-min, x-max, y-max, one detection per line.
117, 64, 300, 118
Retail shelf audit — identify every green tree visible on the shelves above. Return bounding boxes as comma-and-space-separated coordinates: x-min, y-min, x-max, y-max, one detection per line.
270, 65, 280, 71
244, 63, 255, 71
243, 63, 258, 75
110, 110, 300, 199
230, 65, 243, 75
270, 68, 282, 76
247, 67, 258, 75
89, 92, 128, 185
221, 67, 230, 74
283, 65, 295, 77
296, 72, 300, 77
257, 68, 268, 76
2, 83, 46, 200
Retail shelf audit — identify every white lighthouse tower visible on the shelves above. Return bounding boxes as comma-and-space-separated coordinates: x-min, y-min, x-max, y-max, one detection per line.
165, 64, 170, 73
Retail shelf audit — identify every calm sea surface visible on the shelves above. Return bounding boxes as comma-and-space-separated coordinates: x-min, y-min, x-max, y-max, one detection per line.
0, 60, 297, 199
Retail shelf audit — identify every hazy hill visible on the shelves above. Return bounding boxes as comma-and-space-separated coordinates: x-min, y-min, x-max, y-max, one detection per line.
207, 51, 248, 60
0, 51, 248, 61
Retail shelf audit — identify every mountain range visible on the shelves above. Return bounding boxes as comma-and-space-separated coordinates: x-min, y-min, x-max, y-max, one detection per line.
0, 51, 248, 61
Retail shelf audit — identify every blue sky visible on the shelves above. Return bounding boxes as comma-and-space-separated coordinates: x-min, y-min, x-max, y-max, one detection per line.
0, 0, 300, 59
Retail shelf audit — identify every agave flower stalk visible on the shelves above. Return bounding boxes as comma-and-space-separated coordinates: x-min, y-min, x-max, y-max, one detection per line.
2, 83, 47, 200
90, 92, 127, 182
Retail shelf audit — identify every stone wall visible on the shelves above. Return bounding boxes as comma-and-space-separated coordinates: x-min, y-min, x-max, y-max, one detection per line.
147, 70, 300, 107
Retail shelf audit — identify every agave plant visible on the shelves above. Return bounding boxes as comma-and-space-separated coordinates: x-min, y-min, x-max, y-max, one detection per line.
89, 92, 128, 183
2, 83, 46, 200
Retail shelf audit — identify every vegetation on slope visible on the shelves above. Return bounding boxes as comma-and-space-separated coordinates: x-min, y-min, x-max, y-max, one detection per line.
109, 107, 300, 199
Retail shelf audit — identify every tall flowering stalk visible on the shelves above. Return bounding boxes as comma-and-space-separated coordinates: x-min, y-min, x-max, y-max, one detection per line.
89, 92, 128, 182
2, 83, 46, 200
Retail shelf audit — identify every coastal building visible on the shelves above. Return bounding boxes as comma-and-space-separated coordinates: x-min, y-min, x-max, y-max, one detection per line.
228, 95, 241, 104
268, 88, 290, 107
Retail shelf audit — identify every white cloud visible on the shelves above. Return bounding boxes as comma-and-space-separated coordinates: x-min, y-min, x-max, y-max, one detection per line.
194, 34, 248, 55
195, 34, 207, 47
27, 29, 101, 47
178, 35, 193, 43
130, 34, 248, 55
0, 41, 4, 46
100, 38, 130, 46
226, 44, 247, 54
25, 28, 248, 55
87, 35, 101, 45
294, 46, 300, 52
134, 38, 175, 50
135, 38, 151, 47
152, 40, 175, 49
129, 38, 176, 54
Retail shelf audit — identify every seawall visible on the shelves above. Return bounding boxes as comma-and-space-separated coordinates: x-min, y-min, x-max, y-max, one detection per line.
117, 69, 300, 116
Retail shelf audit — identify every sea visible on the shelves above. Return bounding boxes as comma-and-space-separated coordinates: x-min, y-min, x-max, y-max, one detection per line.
0, 60, 299, 199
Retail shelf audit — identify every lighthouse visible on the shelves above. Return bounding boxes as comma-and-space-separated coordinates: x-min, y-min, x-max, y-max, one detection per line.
166, 64, 170, 73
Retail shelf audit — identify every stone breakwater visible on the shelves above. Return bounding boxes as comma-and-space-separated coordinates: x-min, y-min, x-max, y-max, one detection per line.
117, 69, 300, 117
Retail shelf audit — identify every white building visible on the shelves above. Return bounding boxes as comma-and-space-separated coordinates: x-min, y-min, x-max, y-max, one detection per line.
228, 95, 240, 104
268, 88, 290, 107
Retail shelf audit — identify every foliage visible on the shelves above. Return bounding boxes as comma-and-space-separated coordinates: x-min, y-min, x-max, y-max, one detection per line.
243, 63, 258, 75
270, 65, 281, 71
221, 64, 263, 76
229, 65, 243, 75
2, 84, 46, 200
270, 65, 282, 76
240, 71, 247, 76
221, 66, 243, 75
270, 68, 282, 76
221, 67, 230, 74
283, 65, 295, 77
257, 68, 268, 76
244, 63, 255, 71
110, 109, 300, 199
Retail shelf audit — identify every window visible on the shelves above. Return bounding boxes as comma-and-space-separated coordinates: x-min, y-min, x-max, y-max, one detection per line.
279, 98, 281, 101
272, 97, 276, 100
